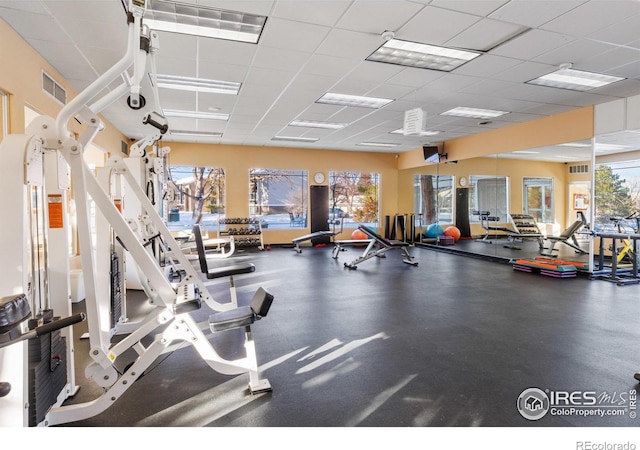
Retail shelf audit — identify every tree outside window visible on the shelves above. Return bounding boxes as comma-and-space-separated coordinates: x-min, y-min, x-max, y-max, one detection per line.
329, 171, 380, 226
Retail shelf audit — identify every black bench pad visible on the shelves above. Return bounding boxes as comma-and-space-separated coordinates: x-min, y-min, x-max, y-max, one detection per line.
0, 294, 31, 334
205, 263, 255, 279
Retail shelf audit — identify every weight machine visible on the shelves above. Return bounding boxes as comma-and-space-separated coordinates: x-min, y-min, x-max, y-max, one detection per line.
0, 1, 273, 427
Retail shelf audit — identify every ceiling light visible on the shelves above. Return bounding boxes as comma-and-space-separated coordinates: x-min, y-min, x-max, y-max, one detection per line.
154, 74, 241, 95
595, 143, 627, 152
390, 128, 440, 136
144, 0, 267, 43
170, 130, 223, 137
559, 142, 591, 148
163, 109, 229, 120
527, 67, 625, 91
289, 119, 348, 130
272, 136, 319, 143
441, 107, 509, 119
316, 93, 394, 109
357, 142, 399, 147
367, 38, 481, 72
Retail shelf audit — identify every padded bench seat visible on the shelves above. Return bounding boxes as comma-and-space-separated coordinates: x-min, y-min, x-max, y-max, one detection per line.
209, 287, 274, 332
0, 293, 31, 334
204, 263, 255, 280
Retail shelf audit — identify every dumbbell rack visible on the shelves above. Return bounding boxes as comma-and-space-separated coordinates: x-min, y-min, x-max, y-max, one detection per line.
220, 218, 264, 250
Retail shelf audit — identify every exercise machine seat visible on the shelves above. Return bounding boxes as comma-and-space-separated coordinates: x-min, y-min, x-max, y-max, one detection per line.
0, 294, 31, 334
193, 224, 255, 278
209, 287, 274, 332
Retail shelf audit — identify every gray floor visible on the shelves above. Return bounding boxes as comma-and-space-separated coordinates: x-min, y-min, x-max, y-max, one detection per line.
62, 243, 640, 427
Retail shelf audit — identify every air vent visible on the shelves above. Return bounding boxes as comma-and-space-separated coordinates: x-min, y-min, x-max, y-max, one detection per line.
569, 164, 589, 174
42, 72, 66, 105
121, 140, 129, 156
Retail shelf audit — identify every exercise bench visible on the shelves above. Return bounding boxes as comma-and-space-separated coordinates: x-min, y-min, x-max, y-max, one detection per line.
541, 219, 587, 257
343, 225, 418, 270
291, 230, 336, 253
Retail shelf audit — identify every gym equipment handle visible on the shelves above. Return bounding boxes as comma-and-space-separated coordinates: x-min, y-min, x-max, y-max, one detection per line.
36, 313, 86, 337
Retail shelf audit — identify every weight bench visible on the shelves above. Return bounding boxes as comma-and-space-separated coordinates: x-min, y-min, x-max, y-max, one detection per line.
331, 239, 373, 259
541, 219, 587, 257
474, 210, 514, 244
343, 225, 418, 270
292, 230, 336, 253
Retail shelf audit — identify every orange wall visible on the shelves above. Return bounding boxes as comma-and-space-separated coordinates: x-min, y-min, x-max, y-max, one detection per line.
167, 142, 398, 243
0, 18, 126, 157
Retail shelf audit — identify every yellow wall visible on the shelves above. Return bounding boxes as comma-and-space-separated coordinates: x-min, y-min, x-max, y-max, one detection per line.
0, 18, 126, 157
166, 142, 398, 243
398, 156, 589, 237
398, 106, 594, 170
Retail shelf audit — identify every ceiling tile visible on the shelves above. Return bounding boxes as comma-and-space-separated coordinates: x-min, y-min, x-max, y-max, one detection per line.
335, 1, 424, 34
430, 0, 509, 17
490, 29, 575, 60
316, 28, 381, 60
272, 0, 350, 27
445, 18, 529, 52
398, 5, 481, 45
488, 0, 586, 28
259, 16, 330, 53
541, 0, 640, 37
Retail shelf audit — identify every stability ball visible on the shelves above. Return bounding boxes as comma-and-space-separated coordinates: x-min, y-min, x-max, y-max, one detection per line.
426, 223, 444, 238
444, 226, 461, 242
351, 229, 368, 240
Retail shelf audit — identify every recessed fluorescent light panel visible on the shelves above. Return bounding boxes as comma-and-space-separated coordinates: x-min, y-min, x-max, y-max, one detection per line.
527, 68, 625, 91
163, 109, 229, 120
154, 74, 241, 95
391, 128, 440, 136
272, 136, 319, 143
144, 0, 267, 43
316, 93, 394, 109
357, 142, 399, 147
367, 39, 481, 72
289, 120, 347, 130
441, 107, 509, 119
170, 130, 223, 137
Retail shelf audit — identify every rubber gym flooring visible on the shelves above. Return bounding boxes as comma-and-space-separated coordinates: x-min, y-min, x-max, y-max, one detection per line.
63, 244, 640, 427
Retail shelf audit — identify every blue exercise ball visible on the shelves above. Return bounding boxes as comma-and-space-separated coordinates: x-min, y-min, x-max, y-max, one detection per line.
426, 223, 444, 238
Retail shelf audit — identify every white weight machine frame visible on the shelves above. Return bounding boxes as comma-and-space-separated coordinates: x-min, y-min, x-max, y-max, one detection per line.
0, 1, 271, 427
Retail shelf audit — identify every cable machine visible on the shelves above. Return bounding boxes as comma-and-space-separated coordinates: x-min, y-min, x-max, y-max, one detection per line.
0, 0, 273, 426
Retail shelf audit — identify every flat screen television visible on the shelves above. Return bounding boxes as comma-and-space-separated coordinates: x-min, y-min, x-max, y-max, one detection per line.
423, 143, 445, 163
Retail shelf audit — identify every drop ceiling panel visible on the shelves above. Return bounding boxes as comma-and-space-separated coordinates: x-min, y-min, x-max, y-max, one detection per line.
541, 1, 640, 37
430, 0, 509, 17
301, 54, 361, 78
335, 1, 424, 34
252, 46, 311, 72
385, 67, 446, 88
195, 60, 248, 83
490, 29, 576, 60
272, 0, 350, 27
258, 17, 330, 52
398, 6, 481, 45
488, 0, 586, 28
531, 38, 617, 67
445, 18, 529, 52
454, 54, 523, 78
0, 8, 72, 43
316, 29, 380, 60
197, 36, 258, 65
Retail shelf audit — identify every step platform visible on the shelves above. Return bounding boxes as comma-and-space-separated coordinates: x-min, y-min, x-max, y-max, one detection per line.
509, 257, 588, 279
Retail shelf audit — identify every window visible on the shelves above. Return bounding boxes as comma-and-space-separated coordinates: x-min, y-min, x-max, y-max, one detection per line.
413, 174, 454, 225
523, 177, 554, 223
166, 165, 226, 232
469, 175, 509, 222
329, 171, 380, 227
249, 169, 308, 229
594, 162, 640, 232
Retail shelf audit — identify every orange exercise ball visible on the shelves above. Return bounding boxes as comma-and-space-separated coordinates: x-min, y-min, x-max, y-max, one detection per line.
351, 229, 368, 241
443, 226, 461, 242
